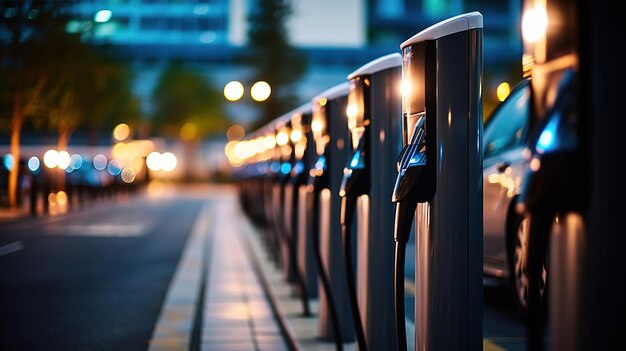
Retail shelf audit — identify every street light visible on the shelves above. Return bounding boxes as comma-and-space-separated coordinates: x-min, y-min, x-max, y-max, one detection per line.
113, 123, 131, 141
224, 81, 244, 101
250, 81, 271, 102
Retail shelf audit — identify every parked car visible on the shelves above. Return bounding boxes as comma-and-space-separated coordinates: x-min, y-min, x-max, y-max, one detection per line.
483, 78, 547, 312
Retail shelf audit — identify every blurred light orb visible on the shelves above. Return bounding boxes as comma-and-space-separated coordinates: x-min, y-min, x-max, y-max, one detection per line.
224, 81, 244, 101
200, 31, 217, 43
290, 130, 302, 143
121, 167, 136, 183
71, 154, 83, 169
94, 9, 112, 23
3, 154, 14, 171
146, 152, 162, 171
311, 119, 323, 133
226, 124, 245, 141
251, 81, 271, 102
56, 191, 68, 206
497, 82, 511, 102
48, 192, 57, 205
276, 131, 289, 146
28, 157, 40, 172
180, 122, 198, 141
43, 149, 59, 168
161, 152, 177, 172
113, 123, 131, 141
522, 7, 548, 43
107, 160, 122, 176
93, 154, 108, 171
57, 151, 71, 170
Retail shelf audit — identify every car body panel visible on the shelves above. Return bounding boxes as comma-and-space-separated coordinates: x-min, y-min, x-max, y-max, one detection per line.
483, 78, 531, 279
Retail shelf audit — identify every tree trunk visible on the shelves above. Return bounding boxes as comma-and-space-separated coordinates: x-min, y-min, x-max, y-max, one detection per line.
57, 129, 71, 192
8, 91, 23, 208
8, 119, 22, 208
7, 78, 47, 208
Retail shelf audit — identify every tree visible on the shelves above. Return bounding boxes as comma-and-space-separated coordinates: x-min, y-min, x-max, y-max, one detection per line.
0, 0, 72, 208
151, 60, 228, 181
151, 60, 227, 138
242, 0, 308, 130
44, 46, 141, 148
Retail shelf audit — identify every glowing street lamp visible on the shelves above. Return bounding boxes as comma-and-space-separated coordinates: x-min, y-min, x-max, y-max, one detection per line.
250, 81, 271, 102
521, 7, 548, 43
224, 81, 244, 101
113, 123, 131, 141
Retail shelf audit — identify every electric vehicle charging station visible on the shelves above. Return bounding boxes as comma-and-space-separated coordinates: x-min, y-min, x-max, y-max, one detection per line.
279, 103, 314, 316
289, 104, 320, 301
275, 115, 296, 282
393, 12, 483, 350
308, 82, 354, 346
264, 123, 283, 264
516, 1, 589, 349
339, 52, 402, 351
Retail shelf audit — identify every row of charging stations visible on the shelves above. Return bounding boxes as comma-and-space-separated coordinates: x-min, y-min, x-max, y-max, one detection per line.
234, 11, 484, 351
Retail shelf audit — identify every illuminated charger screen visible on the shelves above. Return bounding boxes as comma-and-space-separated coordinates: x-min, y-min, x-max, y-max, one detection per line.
402, 42, 426, 146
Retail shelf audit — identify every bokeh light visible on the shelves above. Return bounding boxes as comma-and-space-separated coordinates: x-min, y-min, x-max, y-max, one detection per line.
57, 151, 71, 170
180, 122, 198, 141
224, 81, 244, 101
94, 9, 112, 23
28, 157, 40, 172
107, 159, 122, 176
146, 152, 162, 171
113, 123, 131, 141
56, 191, 68, 206
43, 149, 59, 168
276, 131, 289, 146
522, 7, 548, 43
250, 81, 271, 102
121, 167, 136, 183
161, 152, 177, 172
71, 154, 83, 170
3, 154, 14, 171
497, 82, 511, 102
226, 124, 245, 141
93, 154, 108, 171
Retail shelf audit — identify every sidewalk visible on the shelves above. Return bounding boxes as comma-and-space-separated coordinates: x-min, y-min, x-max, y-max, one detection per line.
200, 194, 358, 351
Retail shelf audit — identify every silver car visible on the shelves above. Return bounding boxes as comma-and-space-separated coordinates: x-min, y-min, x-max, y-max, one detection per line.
483, 78, 547, 311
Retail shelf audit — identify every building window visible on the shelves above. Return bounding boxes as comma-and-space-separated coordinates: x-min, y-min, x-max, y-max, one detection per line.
376, 0, 403, 19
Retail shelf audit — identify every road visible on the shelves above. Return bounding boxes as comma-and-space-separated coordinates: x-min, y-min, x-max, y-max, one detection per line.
0, 185, 206, 351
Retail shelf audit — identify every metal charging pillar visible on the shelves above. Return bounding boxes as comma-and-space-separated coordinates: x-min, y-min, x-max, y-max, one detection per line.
310, 82, 354, 342
517, 1, 584, 349
398, 12, 483, 350
517, 1, 625, 350
343, 53, 403, 350
291, 106, 320, 300
275, 115, 296, 282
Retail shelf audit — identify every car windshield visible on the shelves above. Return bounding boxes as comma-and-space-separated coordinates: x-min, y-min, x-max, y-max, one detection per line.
484, 80, 531, 156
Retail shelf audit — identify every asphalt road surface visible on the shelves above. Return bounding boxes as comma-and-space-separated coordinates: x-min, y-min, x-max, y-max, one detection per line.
0, 186, 205, 351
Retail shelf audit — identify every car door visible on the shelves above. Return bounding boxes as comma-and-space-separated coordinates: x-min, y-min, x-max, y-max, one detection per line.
483, 79, 531, 277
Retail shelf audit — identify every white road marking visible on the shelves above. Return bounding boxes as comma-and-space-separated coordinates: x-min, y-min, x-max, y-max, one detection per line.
45, 221, 153, 237
0, 241, 24, 257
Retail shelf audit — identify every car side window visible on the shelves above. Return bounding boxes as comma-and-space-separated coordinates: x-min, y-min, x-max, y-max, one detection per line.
484, 82, 530, 157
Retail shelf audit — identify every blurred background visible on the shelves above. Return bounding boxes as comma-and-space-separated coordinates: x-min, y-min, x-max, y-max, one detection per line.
1, 0, 522, 207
